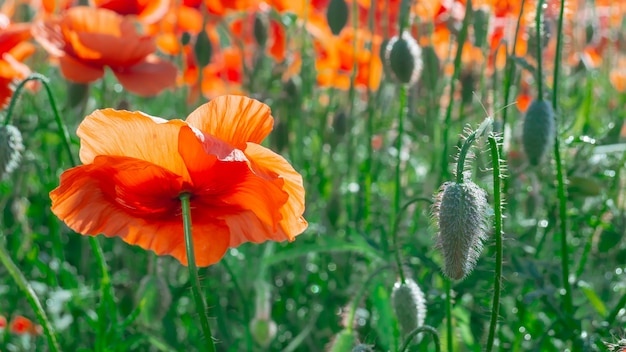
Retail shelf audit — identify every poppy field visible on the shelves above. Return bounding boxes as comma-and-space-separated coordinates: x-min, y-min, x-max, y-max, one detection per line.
1, 0, 626, 351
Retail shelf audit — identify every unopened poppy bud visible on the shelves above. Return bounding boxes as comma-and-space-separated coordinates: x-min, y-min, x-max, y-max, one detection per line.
522, 99, 555, 166
181, 32, 191, 46
433, 181, 490, 280
0, 124, 24, 179
327, 329, 357, 352
391, 279, 427, 341
283, 76, 301, 101
385, 31, 423, 87
420, 45, 440, 91
332, 111, 348, 137
352, 344, 374, 352
254, 13, 268, 47
194, 29, 213, 68
472, 7, 490, 48
136, 275, 171, 324
327, 0, 349, 35
250, 317, 277, 347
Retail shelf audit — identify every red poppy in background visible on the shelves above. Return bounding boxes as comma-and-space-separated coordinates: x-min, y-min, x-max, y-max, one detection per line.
0, 17, 36, 109
10, 316, 41, 335
93, 0, 171, 24
0, 315, 6, 329
50, 95, 308, 267
32, 6, 177, 97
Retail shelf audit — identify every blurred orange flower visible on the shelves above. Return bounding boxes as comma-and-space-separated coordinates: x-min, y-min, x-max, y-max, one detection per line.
0, 17, 36, 108
50, 95, 307, 267
32, 6, 177, 97
10, 315, 42, 336
0, 315, 6, 329
92, 0, 171, 24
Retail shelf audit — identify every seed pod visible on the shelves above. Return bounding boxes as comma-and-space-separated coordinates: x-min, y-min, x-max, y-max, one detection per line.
433, 181, 490, 280
522, 99, 555, 166
327, 329, 357, 352
327, 0, 349, 36
194, 29, 213, 68
385, 31, 423, 87
0, 125, 24, 179
181, 32, 191, 46
136, 275, 171, 325
391, 279, 427, 341
332, 111, 348, 137
472, 7, 490, 49
254, 13, 268, 47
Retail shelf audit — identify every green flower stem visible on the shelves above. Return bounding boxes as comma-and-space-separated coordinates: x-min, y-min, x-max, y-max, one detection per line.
501, 0, 526, 131
391, 85, 408, 284
455, 117, 493, 184
180, 193, 216, 352
551, 0, 575, 330
399, 325, 440, 352
536, 0, 545, 99
3, 74, 76, 166
444, 278, 453, 352
0, 243, 61, 352
439, 0, 472, 183
486, 134, 504, 352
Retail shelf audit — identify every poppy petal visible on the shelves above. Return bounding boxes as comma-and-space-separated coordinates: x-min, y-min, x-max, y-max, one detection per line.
50, 155, 230, 266
244, 142, 307, 239
185, 95, 273, 150
112, 55, 177, 97
177, 126, 288, 233
59, 54, 105, 83
77, 108, 189, 178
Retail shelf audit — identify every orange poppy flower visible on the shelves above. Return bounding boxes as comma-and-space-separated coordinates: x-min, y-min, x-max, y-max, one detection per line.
50, 95, 307, 267
93, 0, 171, 24
32, 6, 177, 97
10, 315, 41, 335
0, 315, 6, 329
1, 19, 36, 108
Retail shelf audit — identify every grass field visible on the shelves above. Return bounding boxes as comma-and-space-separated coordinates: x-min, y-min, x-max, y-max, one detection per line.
1, 0, 625, 351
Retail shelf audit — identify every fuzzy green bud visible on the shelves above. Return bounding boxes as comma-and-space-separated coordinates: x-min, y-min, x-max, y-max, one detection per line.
522, 99, 555, 166
327, 0, 349, 35
250, 317, 277, 347
194, 29, 213, 68
0, 125, 23, 179
391, 279, 427, 341
385, 31, 423, 87
434, 181, 490, 280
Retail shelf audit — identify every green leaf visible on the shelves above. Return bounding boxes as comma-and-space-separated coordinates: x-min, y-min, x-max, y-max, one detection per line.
578, 281, 607, 316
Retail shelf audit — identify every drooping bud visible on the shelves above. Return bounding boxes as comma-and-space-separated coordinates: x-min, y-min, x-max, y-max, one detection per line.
253, 12, 268, 47
0, 124, 24, 179
433, 181, 490, 280
521, 99, 555, 166
391, 278, 427, 341
250, 317, 277, 348
250, 280, 278, 346
385, 31, 423, 87
326, 0, 349, 36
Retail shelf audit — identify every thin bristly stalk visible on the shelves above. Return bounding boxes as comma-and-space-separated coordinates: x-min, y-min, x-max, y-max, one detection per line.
439, 0, 472, 184
344, 0, 359, 228
0, 241, 60, 352
536, 0, 544, 99
444, 278, 453, 352
3, 74, 75, 166
455, 117, 492, 184
501, 0, 526, 131
486, 134, 504, 352
363, 0, 376, 235
399, 325, 441, 352
391, 85, 408, 284
550, 0, 575, 327
180, 193, 217, 352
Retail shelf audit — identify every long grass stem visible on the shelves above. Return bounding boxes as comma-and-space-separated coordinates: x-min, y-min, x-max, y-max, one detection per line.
391, 85, 408, 284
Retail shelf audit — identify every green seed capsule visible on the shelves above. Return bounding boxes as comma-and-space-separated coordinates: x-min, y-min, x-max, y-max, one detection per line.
391, 279, 427, 341
0, 125, 23, 180
522, 99, 555, 166
434, 181, 490, 280
194, 29, 213, 68
385, 31, 423, 87
327, 0, 349, 36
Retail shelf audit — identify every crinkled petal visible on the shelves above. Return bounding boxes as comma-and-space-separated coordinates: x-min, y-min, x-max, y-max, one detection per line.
185, 95, 273, 150
59, 53, 104, 83
245, 142, 307, 240
50, 155, 230, 266
77, 108, 189, 178
178, 126, 288, 235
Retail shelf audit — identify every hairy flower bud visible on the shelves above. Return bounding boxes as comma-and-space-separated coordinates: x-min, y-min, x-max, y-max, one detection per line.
0, 124, 24, 179
433, 181, 490, 280
385, 31, 423, 87
522, 99, 555, 166
391, 278, 427, 341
